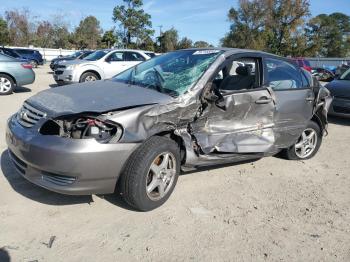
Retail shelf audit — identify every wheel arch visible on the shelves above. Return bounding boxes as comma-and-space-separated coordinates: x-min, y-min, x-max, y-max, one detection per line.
151, 130, 187, 165
311, 108, 327, 135
0, 72, 17, 85
80, 70, 102, 82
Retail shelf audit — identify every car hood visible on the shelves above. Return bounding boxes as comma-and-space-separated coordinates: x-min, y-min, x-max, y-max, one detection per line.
326, 80, 350, 98
26, 81, 174, 116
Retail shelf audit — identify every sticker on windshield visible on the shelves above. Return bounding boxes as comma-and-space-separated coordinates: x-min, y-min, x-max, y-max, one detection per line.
193, 50, 221, 55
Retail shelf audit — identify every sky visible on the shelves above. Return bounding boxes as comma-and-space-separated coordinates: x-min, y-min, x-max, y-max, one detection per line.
1, 0, 350, 46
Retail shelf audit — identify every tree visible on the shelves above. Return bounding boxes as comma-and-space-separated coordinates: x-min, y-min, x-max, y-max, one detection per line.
158, 27, 178, 52
221, 0, 311, 56
113, 0, 154, 48
101, 30, 118, 48
265, 0, 310, 56
50, 13, 72, 49
35, 20, 54, 48
221, 0, 267, 50
0, 17, 10, 45
5, 8, 36, 46
74, 16, 102, 49
306, 13, 350, 57
177, 37, 193, 49
193, 41, 212, 48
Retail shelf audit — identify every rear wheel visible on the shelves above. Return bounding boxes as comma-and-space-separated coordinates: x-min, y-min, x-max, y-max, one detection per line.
119, 136, 180, 211
0, 74, 15, 95
80, 72, 99, 83
284, 121, 322, 160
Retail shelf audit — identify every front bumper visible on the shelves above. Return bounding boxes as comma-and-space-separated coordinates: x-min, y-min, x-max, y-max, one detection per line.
328, 97, 350, 118
53, 69, 78, 85
6, 115, 140, 195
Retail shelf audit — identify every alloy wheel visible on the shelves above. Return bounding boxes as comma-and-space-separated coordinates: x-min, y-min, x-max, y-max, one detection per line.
84, 75, 97, 82
295, 128, 318, 159
146, 152, 176, 201
0, 77, 12, 93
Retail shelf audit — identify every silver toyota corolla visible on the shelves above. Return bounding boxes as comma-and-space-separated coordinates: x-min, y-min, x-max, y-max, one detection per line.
6, 48, 332, 211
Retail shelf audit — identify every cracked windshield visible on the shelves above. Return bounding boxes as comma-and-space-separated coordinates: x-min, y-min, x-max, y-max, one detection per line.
113, 50, 223, 97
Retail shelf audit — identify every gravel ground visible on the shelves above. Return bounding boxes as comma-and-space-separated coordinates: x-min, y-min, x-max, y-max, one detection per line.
0, 66, 349, 262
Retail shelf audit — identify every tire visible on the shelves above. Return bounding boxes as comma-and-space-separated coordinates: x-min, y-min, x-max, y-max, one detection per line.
0, 74, 15, 95
283, 121, 322, 160
30, 60, 38, 68
119, 136, 181, 211
80, 72, 99, 83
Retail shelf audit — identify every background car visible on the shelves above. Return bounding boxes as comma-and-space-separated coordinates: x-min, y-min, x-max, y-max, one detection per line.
50, 50, 94, 71
311, 67, 335, 82
53, 49, 151, 85
293, 58, 312, 72
13, 48, 44, 68
326, 68, 350, 117
0, 53, 35, 95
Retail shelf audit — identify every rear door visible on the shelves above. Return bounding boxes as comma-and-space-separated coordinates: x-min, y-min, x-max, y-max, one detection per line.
264, 57, 314, 148
192, 55, 277, 154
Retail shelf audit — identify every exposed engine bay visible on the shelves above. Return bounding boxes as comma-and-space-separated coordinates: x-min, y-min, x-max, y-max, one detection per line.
40, 116, 122, 143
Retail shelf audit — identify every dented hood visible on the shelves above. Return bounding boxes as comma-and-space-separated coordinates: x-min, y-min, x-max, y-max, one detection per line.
26, 80, 173, 116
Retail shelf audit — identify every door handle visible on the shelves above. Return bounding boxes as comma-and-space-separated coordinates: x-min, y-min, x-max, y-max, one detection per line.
306, 97, 314, 102
255, 96, 272, 104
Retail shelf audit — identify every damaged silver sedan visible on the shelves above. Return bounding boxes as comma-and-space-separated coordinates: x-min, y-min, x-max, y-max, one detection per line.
6, 48, 332, 211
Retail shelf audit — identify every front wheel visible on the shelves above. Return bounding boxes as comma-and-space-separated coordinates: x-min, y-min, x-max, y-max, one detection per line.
80, 72, 99, 83
284, 121, 322, 160
119, 136, 180, 211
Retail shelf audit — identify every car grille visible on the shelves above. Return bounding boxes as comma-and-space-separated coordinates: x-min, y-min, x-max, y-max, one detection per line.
56, 65, 66, 69
333, 106, 350, 114
55, 70, 64, 75
17, 102, 47, 128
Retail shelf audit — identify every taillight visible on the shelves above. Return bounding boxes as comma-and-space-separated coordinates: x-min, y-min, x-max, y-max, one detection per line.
304, 66, 312, 72
21, 63, 33, 69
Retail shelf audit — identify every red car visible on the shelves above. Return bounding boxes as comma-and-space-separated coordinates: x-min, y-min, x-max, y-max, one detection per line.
293, 58, 312, 72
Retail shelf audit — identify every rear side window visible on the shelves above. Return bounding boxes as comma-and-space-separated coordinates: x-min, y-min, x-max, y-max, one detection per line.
265, 58, 303, 90
124, 52, 145, 62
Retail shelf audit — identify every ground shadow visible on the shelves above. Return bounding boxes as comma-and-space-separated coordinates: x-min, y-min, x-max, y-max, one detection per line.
328, 116, 350, 126
0, 248, 10, 262
49, 84, 59, 88
96, 194, 139, 212
13, 86, 31, 93
47, 71, 54, 74
1, 150, 93, 206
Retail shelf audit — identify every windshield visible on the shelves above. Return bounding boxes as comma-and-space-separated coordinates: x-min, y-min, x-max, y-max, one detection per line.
84, 50, 109, 61
340, 68, 350, 80
68, 51, 83, 58
113, 50, 223, 97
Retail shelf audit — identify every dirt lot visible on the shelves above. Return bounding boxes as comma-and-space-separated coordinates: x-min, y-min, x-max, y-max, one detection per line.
0, 65, 349, 262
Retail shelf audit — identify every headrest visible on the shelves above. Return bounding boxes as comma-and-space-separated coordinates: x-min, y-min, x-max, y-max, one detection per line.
236, 66, 251, 76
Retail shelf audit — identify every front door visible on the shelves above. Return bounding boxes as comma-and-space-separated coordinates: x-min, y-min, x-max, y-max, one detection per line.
192, 56, 277, 154
103, 51, 125, 78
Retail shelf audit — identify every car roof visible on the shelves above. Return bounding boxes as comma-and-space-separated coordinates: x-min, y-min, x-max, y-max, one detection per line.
179, 47, 285, 60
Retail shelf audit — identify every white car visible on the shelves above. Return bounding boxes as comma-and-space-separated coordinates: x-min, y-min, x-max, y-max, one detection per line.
53, 49, 154, 85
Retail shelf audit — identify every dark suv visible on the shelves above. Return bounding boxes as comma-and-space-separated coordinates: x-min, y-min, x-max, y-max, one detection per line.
14, 49, 44, 67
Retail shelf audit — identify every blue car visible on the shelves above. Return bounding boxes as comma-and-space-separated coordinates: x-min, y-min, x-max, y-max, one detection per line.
13, 48, 44, 67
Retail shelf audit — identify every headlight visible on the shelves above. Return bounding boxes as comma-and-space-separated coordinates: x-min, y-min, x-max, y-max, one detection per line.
40, 115, 123, 143
66, 64, 79, 70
